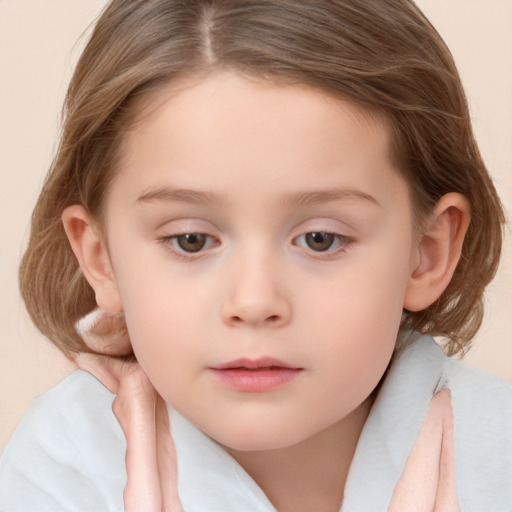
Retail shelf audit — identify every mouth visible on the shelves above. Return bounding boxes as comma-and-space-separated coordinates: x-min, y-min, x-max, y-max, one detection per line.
209, 357, 303, 392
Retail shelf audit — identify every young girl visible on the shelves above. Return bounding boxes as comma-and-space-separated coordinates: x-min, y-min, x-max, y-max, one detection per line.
1, 0, 511, 510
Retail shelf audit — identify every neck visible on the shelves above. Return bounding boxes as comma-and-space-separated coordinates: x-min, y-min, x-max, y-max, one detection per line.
224, 400, 372, 512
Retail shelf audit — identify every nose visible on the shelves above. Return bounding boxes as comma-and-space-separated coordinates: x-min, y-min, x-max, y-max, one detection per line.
220, 251, 292, 328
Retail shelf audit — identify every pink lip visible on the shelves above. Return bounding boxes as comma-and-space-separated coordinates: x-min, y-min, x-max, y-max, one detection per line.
209, 357, 303, 392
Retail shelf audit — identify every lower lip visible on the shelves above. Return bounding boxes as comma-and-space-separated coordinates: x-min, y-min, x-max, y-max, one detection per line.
209, 367, 302, 392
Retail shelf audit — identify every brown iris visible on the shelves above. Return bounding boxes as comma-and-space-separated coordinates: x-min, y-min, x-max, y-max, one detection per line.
305, 232, 335, 252
176, 233, 207, 252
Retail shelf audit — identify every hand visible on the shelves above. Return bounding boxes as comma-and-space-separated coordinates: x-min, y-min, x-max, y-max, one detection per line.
74, 311, 183, 512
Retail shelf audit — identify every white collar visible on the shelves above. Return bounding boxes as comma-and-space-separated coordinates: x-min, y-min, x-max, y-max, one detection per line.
169, 407, 277, 511
168, 335, 445, 511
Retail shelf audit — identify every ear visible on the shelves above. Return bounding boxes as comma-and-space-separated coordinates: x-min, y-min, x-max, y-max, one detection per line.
62, 205, 123, 314
404, 193, 470, 312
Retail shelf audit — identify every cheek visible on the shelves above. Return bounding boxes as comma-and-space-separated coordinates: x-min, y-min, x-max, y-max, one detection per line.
305, 247, 411, 394
116, 269, 216, 394
121, 282, 199, 340
124, 308, 196, 403
304, 249, 410, 334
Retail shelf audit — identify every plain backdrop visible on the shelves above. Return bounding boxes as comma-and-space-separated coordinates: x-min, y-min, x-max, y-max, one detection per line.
1, 0, 511, 451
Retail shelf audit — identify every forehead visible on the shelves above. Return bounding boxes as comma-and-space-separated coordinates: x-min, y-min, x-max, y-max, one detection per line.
110, 71, 407, 213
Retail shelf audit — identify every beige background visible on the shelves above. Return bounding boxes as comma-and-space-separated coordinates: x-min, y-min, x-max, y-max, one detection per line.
1, 0, 511, 452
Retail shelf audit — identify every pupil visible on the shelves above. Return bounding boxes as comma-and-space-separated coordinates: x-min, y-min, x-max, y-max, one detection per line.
306, 232, 334, 251
177, 233, 206, 252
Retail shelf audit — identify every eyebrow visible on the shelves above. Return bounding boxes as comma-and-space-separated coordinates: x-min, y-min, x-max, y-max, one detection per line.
136, 186, 380, 208
137, 187, 223, 205
284, 188, 380, 208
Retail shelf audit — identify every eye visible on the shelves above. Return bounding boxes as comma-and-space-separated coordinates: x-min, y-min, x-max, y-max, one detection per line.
304, 232, 335, 252
294, 231, 352, 253
175, 233, 208, 252
161, 233, 216, 254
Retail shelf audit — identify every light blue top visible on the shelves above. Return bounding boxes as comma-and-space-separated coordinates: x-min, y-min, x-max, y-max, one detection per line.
1, 334, 511, 511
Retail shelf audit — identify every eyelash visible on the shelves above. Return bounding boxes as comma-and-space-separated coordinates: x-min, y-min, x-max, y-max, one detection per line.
158, 230, 354, 260
158, 233, 219, 260
293, 231, 354, 259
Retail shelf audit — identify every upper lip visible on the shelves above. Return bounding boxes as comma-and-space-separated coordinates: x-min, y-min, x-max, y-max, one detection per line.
210, 357, 301, 370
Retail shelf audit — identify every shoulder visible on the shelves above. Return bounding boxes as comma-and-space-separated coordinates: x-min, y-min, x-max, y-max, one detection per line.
391, 335, 512, 509
443, 355, 512, 510
0, 370, 126, 511
444, 355, 512, 416
443, 355, 512, 436
396, 333, 512, 417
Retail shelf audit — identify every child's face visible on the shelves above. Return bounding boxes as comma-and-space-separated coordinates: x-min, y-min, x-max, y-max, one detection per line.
102, 72, 419, 451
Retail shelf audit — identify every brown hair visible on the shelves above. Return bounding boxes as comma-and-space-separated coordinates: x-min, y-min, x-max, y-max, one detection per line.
19, 0, 505, 358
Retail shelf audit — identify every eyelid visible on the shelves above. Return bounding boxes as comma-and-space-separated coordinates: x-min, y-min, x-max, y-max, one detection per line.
156, 218, 355, 261
290, 218, 356, 259
158, 232, 220, 260
156, 219, 221, 259
292, 231, 354, 256
158, 217, 218, 232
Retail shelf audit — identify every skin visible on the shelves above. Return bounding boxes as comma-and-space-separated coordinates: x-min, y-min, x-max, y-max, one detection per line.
64, 71, 470, 511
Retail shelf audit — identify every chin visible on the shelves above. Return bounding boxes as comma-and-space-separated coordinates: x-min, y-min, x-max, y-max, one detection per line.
206, 422, 310, 452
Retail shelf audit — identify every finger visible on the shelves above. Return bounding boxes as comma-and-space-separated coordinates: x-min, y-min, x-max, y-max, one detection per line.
73, 352, 127, 393
155, 396, 183, 512
114, 391, 163, 512
74, 353, 120, 393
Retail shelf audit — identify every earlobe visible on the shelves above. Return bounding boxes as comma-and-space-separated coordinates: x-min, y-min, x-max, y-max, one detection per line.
62, 205, 123, 314
404, 193, 470, 312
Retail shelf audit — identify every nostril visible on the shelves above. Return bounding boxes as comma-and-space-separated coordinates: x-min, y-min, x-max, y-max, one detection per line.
229, 314, 281, 325
222, 295, 291, 327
